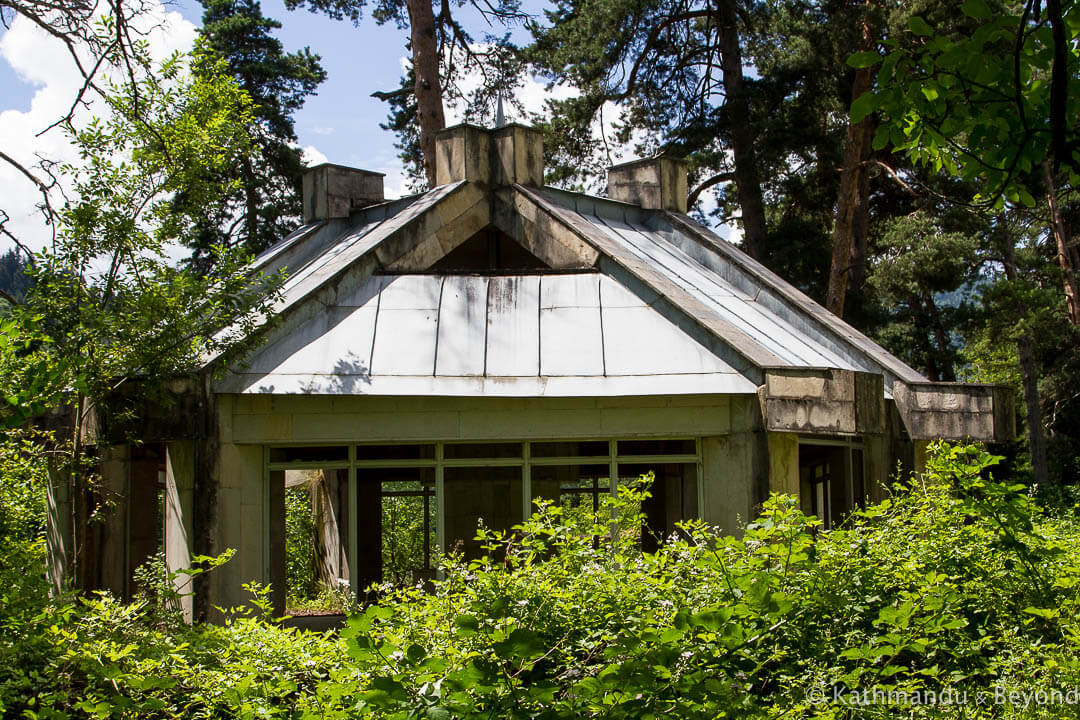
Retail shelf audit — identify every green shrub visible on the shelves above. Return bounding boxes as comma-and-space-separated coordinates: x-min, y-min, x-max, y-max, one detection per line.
1, 442, 1079, 719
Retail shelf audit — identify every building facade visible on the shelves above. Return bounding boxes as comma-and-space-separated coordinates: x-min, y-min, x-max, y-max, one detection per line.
49, 124, 1013, 621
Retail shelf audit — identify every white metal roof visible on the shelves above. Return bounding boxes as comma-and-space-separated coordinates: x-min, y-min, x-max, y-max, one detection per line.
216, 273, 757, 396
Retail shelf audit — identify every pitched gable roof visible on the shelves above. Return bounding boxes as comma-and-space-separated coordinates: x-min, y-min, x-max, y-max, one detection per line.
211, 123, 1012, 443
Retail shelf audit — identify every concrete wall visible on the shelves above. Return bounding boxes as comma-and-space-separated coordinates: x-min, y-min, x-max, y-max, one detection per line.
226, 393, 756, 444
203, 393, 763, 608
767, 432, 800, 498
701, 432, 762, 535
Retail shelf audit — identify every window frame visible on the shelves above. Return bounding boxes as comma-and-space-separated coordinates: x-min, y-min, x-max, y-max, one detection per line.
265, 438, 703, 600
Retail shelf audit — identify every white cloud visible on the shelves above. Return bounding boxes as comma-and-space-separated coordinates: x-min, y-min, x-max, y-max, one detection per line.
0, 4, 197, 253
300, 144, 329, 166
310, 126, 334, 136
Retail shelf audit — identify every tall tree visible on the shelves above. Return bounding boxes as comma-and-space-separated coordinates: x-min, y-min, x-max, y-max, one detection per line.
0, 249, 32, 305
284, 0, 524, 187
527, 0, 770, 259
868, 0, 1080, 325
189, 0, 326, 267
4, 48, 283, 583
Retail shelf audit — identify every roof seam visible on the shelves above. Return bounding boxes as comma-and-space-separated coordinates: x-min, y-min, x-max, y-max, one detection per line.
597, 274, 607, 378
368, 279, 382, 375
432, 275, 447, 377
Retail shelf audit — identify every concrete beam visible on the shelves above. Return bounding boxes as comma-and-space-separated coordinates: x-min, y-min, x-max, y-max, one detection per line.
760, 368, 885, 435
892, 381, 1015, 443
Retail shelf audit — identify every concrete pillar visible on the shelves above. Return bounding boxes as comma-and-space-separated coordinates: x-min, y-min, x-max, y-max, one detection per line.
45, 460, 73, 594
606, 156, 689, 213
97, 445, 129, 598
210, 441, 266, 619
165, 440, 194, 623
863, 433, 890, 504
435, 124, 492, 186
913, 439, 931, 477
302, 164, 385, 222
701, 433, 759, 535
766, 432, 800, 498
491, 124, 544, 186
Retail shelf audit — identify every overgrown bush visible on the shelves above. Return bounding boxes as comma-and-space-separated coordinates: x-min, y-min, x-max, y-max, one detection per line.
1, 443, 1079, 719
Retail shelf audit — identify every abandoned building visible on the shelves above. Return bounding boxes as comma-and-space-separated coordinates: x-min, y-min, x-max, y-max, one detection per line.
48, 123, 1014, 622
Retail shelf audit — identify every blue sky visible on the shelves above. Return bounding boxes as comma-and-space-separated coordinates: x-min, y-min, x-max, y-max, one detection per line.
0, 1, 732, 250
0, 0, 548, 209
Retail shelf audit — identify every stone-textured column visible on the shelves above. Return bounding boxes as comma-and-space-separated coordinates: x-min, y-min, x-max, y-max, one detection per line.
165, 440, 195, 623
766, 432, 800, 498
97, 445, 130, 598
45, 461, 73, 594
701, 432, 763, 535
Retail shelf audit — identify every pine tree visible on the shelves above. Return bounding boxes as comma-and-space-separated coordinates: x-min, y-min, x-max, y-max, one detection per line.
189, 0, 327, 269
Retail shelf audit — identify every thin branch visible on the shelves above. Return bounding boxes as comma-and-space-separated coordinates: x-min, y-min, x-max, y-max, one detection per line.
687, 171, 735, 207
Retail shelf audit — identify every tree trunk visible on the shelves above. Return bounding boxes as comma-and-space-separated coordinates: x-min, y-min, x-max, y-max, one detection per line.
716, 0, 767, 261
406, 0, 446, 187
847, 138, 873, 292
242, 154, 259, 248
1002, 235, 1049, 487
917, 291, 954, 381
827, 4, 876, 317
1044, 162, 1080, 325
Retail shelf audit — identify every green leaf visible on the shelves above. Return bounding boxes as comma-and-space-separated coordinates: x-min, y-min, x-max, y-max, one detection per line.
493, 628, 546, 660
961, 0, 992, 19
908, 16, 934, 36
1023, 606, 1058, 620
454, 614, 479, 636
850, 91, 878, 123
847, 51, 882, 69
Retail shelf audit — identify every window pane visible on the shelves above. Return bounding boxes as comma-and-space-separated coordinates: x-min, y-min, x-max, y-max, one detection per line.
354, 444, 435, 461
617, 439, 695, 456
852, 449, 866, 509
356, 468, 437, 590
270, 446, 349, 463
443, 442, 522, 459
619, 462, 698, 552
530, 464, 610, 514
280, 468, 352, 615
530, 441, 609, 458
444, 466, 522, 559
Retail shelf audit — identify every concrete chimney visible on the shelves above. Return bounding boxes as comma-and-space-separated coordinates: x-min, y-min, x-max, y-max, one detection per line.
434, 123, 544, 187
606, 156, 689, 214
302, 164, 385, 222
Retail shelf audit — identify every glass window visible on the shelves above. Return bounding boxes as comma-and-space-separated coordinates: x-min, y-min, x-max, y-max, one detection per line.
531, 464, 611, 514
356, 468, 437, 589
269, 446, 349, 463
354, 444, 435, 461
270, 467, 353, 617
617, 439, 696, 456
530, 441, 609, 459
443, 442, 522, 460
619, 462, 698, 552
